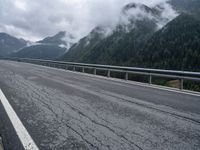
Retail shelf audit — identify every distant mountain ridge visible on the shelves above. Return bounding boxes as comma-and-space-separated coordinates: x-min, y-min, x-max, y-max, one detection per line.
0, 32, 27, 56
10, 31, 75, 60
122, 2, 160, 17
37, 31, 75, 49
11, 44, 66, 60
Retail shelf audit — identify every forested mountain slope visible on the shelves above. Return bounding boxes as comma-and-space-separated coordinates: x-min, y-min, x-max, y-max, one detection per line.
61, 1, 200, 71
170, 0, 200, 17
61, 3, 160, 64
133, 14, 200, 71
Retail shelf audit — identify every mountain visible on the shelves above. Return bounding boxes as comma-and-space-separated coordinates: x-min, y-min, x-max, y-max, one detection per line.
0, 33, 27, 56
132, 14, 200, 71
170, 0, 200, 17
59, 26, 110, 62
11, 45, 66, 60
60, 3, 160, 64
123, 2, 160, 17
37, 31, 75, 49
11, 31, 74, 60
60, 2, 200, 71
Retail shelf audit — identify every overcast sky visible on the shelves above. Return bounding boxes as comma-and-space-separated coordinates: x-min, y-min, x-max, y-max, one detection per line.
0, 0, 175, 41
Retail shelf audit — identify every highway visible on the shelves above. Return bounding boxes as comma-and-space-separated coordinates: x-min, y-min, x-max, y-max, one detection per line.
0, 60, 200, 150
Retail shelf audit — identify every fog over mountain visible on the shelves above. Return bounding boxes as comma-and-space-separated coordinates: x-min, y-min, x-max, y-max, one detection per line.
59, 0, 200, 72
0, 0, 177, 42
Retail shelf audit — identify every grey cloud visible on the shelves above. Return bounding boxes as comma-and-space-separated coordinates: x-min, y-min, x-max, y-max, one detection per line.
0, 0, 177, 41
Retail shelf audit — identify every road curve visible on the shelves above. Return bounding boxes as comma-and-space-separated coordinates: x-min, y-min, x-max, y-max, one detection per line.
0, 60, 200, 150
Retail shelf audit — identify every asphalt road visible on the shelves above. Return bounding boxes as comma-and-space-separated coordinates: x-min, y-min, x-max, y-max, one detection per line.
0, 60, 200, 150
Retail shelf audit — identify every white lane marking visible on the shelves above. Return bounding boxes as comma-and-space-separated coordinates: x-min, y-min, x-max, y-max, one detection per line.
3, 60, 200, 97
0, 89, 39, 150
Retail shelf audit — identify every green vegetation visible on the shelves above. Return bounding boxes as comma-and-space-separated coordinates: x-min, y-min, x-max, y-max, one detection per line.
170, 0, 200, 17
134, 14, 200, 71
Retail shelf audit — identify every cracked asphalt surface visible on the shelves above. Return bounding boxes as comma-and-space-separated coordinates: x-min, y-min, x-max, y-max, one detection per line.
0, 60, 200, 150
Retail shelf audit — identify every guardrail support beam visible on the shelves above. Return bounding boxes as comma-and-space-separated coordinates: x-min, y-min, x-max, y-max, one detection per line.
107, 70, 110, 78
149, 75, 152, 84
125, 72, 128, 80
93, 68, 96, 75
180, 79, 184, 90
82, 67, 85, 73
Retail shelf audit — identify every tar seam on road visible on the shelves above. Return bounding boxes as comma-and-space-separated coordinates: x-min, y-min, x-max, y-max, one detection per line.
0, 89, 39, 150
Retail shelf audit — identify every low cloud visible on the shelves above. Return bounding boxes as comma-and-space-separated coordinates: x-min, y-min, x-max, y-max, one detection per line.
0, 0, 177, 41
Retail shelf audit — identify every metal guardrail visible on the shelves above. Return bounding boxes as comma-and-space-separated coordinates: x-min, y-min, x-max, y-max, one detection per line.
2, 57, 200, 90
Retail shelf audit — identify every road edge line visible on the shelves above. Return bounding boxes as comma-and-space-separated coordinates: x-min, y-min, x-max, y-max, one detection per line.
0, 89, 39, 150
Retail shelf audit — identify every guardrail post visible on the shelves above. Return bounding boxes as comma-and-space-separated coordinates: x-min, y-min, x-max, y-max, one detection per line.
73, 66, 75, 71
82, 67, 85, 73
125, 72, 128, 80
93, 68, 96, 75
180, 78, 184, 90
65, 65, 68, 70
149, 75, 152, 84
107, 70, 111, 77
